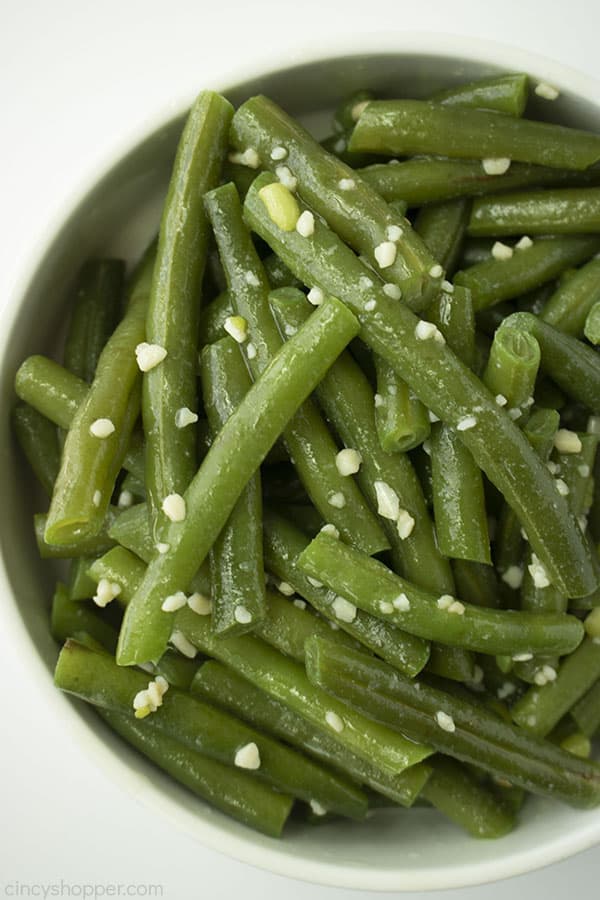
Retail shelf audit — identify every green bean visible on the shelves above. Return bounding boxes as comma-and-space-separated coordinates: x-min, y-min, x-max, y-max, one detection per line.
116, 295, 360, 666
298, 532, 584, 657
305, 636, 600, 808
512, 636, 600, 737
100, 708, 292, 837
451, 560, 504, 609
204, 184, 387, 554
493, 408, 560, 579
516, 282, 557, 316
584, 301, 600, 345
51, 582, 117, 652
571, 679, 600, 738
55, 639, 367, 819
421, 756, 516, 838
426, 645, 476, 682
13, 403, 60, 496
502, 312, 600, 412
201, 337, 266, 635
257, 589, 358, 662
263, 510, 430, 677
34, 510, 117, 559
267, 289, 454, 594
373, 356, 430, 453
198, 257, 304, 346
68, 557, 97, 601
230, 96, 441, 310
244, 172, 598, 598
470, 188, 600, 237
64, 260, 124, 382
428, 285, 477, 372
358, 158, 600, 205
349, 101, 600, 170
431, 73, 529, 115
191, 661, 431, 807
174, 607, 432, 774
454, 236, 600, 310
144, 93, 232, 537
119, 471, 146, 502
45, 248, 155, 544
414, 198, 470, 276
430, 424, 491, 563
14, 356, 146, 482
482, 325, 541, 414
319, 133, 376, 170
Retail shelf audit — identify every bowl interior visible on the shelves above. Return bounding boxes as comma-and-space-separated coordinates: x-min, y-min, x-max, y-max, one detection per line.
2, 43, 600, 892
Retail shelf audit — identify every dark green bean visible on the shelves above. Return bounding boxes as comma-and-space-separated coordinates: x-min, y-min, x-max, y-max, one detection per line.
56, 639, 367, 819
455, 236, 600, 310
571, 679, 600, 738
201, 337, 266, 635
414, 198, 470, 276
305, 636, 600, 808
349, 101, 600, 170
64, 260, 124, 382
245, 172, 598, 598
263, 510, 431, 677
298, 532, 584, 657
100, 708, 293, 837
51, 582, 117, 652
13, 403, 60, 496
68, 557, 97, 601
191, 660, 431, 808
358, 158, 600, 205
373, 355, 430, 453
204, 183, 387, 555
231, 95, 441, 310
116, 296, 360, 666
469, 188, 600, 236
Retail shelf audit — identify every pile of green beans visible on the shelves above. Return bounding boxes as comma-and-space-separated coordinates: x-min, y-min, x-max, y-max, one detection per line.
12, 73, 600, 842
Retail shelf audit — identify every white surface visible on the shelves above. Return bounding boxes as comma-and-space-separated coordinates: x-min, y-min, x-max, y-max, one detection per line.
1, 0, 600, 896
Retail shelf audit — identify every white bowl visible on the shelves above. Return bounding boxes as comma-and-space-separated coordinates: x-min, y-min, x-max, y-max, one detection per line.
1, 33, 599, 893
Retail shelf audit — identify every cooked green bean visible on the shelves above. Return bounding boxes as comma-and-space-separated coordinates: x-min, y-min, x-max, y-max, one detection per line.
34, 510, 117, 559
298, 532, 584, 657
268, 289, 454, 594
427, 283, 490, 565
454, 236, 600, 310
305, 636, 600, 808
358, 158, 600, 205
263, 510, 430, 677
469, 188, 600, 237
64, 260, 124, 382
512, 636, 600, 737
14, 355, 146, 482
373, 355, 430, 453
117, 295, 360, 666
452, 560, 504, 609
430, 423, 491, 564
45, 248, 155, 544
174, 607, 432, 774
144, 92, 232, 538
100, 708, 293, 837
482, 325, 541, 413
230, 95, 441, 310
349, 101, 600, 170
191, 661, 431, 807
502, 312, 600, 412
426, 645, 476, 683
201, 337, 266, 635
13, 403, 60, 496
421, 756, 516, 838
57, 639, 366, 819
414, 198, 470, 276
68, 557, 97, 601
51, 582, 117, 652
204, 184, 387, 554
245, 172, 597, 598
571, 679, 600, 738
584, 301, 600, 345
431, 73, 528, 114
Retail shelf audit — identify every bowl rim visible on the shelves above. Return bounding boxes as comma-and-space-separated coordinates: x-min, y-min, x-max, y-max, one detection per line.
2, 30, 600, 893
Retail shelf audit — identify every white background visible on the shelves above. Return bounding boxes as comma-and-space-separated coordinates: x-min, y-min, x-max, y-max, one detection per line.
1, 0, 599, 897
